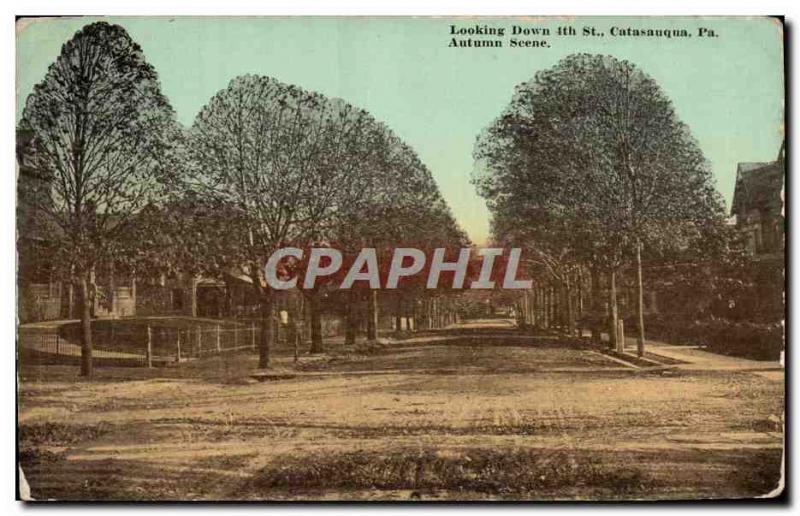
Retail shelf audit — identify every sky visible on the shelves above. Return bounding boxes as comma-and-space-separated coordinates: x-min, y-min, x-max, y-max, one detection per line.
16, 16, 784, 245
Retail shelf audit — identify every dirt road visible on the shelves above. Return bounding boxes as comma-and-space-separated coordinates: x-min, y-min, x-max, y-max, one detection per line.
17, 320, 784, 501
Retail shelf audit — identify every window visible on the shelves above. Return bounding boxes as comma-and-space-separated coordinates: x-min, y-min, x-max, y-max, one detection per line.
172, 289, 184, 311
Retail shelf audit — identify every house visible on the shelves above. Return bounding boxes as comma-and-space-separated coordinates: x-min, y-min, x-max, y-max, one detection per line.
640, 144, 786, 321
17, 127, 412, 336
731, 143, 785, 258
727, 143, 785, 320
17, 129, 67, 322
17, 129, 139, 323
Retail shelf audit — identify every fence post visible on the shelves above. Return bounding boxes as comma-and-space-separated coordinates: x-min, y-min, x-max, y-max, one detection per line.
176, 330, 182, 363
146, 325, 153, 368
251, 322, 256, 350
216, 324, 221, 353
234, 325, 239, 348
195, 327, 201, 357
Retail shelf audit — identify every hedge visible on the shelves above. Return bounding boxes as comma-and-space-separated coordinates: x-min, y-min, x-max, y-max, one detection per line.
631, 314, 783, 361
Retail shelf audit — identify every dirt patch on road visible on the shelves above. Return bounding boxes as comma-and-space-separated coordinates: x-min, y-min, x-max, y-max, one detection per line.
238, 446, 782, 501
243, 447, 653, 499
302, 343, 619, 374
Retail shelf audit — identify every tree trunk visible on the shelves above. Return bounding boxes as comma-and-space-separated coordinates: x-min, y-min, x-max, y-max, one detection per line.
395, 294, 402, 331
542, 288, 548, 328
521, 290, 528, 326
309, 291, 324, 353
635, 238, 646, 357
130, 267, 137, 316
565, 276, 575, 336
609, 271, 619, 350
258, 291, 273, 369
77, 273, 93, 377
88, 267, 97, 318
590, 268, 601, 344
107, 259, 115, 315
345, 290, 357, 346
552, 286, 559, 328
367, 290, 378, 341
544, 288, 549, 329
287, 302, 299, 363
523, 289, 530, 327
224, 282, 233, 317
64, 280, 74, 319
527, 290, 533, 326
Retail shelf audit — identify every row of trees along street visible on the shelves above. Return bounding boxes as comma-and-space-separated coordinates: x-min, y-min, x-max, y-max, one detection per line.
473, 54, 729, 355
18, 22, 468, 376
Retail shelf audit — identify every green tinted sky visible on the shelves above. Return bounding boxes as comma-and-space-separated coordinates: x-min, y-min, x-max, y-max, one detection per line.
16, 16, 784, 245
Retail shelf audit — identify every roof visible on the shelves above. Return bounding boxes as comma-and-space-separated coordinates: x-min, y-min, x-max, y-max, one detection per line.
737, 162, 771, 174
730, 145, 785, 217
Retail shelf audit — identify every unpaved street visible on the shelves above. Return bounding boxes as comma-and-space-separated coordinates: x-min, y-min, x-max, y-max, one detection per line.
17, 320, 784, 501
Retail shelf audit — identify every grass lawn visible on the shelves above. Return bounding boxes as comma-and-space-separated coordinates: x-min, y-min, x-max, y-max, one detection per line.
17, 331, 784, 501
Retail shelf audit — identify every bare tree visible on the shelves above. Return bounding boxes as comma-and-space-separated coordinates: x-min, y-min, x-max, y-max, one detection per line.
187, 76, 428, 365
475, 54, 724, 354
18, 22, 179, 376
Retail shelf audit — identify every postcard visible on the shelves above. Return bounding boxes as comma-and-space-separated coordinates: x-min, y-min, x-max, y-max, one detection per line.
16, 15, 785, 501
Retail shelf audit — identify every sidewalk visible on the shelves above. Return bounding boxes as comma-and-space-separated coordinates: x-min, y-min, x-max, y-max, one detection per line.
620, 338, 783, 383
645, 341, 780, 369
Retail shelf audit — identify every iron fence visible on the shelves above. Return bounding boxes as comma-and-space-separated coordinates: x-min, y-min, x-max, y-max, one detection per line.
18, 323, 259, 367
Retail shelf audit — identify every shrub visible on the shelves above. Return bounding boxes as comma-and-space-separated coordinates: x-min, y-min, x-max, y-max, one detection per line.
702, 320, 784, 361
631, 314, 783, 361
